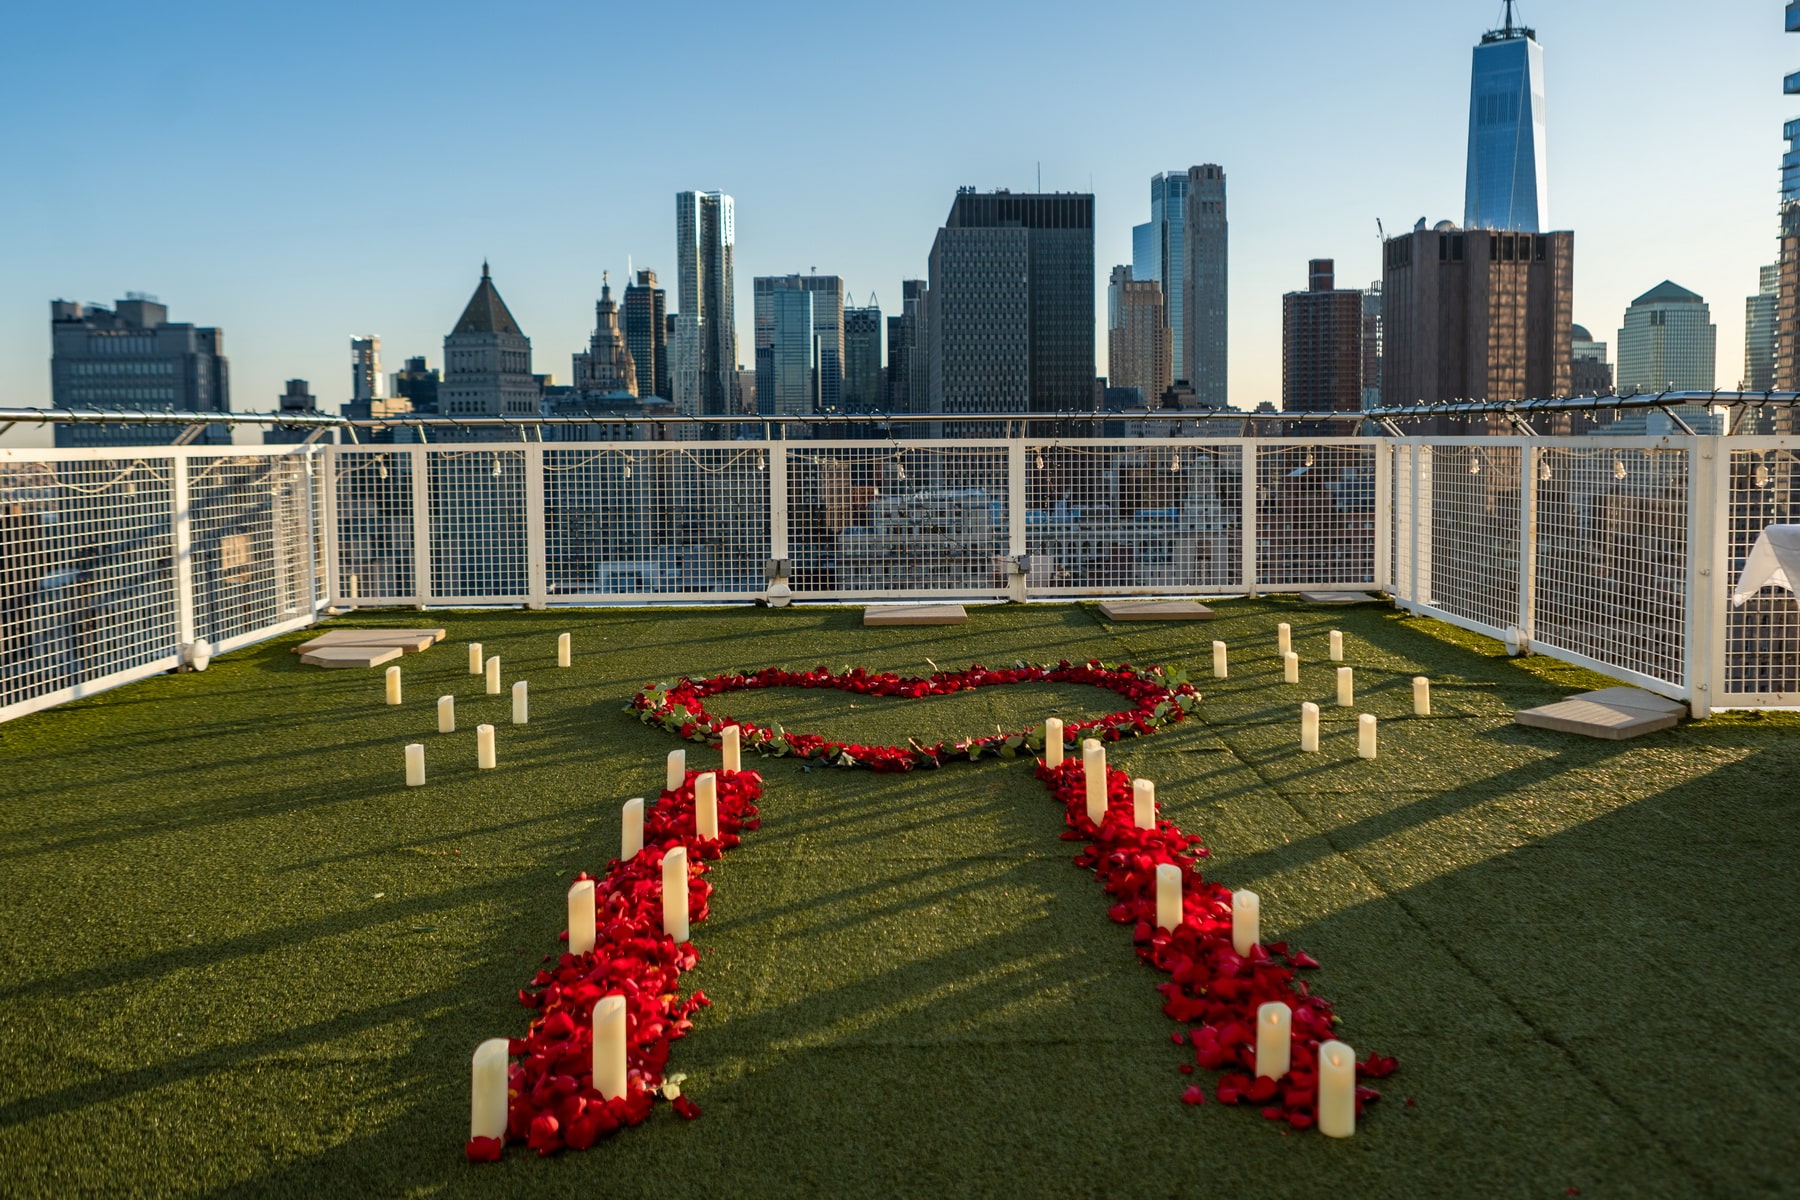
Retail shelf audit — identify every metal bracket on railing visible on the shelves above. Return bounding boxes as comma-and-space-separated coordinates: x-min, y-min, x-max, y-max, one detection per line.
1501, 404, 1539, 437
172, 422, 209, 446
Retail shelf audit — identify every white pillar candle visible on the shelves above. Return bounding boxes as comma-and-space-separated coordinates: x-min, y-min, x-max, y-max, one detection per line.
592, 994, 627, 1101
1277, 622, 1292, 656
1155, 862, 1182, 931
470, 1038, 510, 1141
662, 846, 689, 941
1081, 739, 1107, 825
437, 694, 455, 734
557, 632, 571, 668
1255, 1001, 1293, 1079
1212, 640, 1228, 679
1358, 713, 1378, 760
1335, 666, 1354, 707
468, 642, 483, 675
696, 772, 718, 840
1043, 718, 1064, 768
404, 743, 425, 787
621, 797, 644, 861
1300, 702, 1320, 753
1329, 630, 1344, 662
511, 680, 528, 725
485, 656, 501, 695
385, 665, 402, 705
1413, 675, 1431, 716
1283, 651, 1299, 684
1317, 1039, 1356, 1138
721, 726, 740, 773
665, 749, 685, 792
567, 878, 596, 956
1232, 888, 1260, 956
1133, 778, 1156, 830
477, 724, 496, 769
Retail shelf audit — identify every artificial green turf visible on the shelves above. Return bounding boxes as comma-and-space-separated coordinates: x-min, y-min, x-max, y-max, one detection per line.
2, 600, 1797, 1198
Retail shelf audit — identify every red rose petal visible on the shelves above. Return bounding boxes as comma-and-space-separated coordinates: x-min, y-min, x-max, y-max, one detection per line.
1181, 1085, 1206, 1105
464, 1136, 504, 1164
672, 1095, 703, 1120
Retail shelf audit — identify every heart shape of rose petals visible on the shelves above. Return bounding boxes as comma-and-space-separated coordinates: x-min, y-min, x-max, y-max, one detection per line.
627, 660, 1202, 771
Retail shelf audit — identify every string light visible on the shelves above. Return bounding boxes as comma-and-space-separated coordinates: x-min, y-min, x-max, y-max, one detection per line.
1538, 459, 1553, 482
1469, 455, 1482, 475
1756, 464, 1772, 489
1169, 453, 1181, 473
1303, 451, 1315, 468
1035, 451, 1045, 471
756, 453, 766, 471
491, 453, 502, 478
1613, 457, 1628, 481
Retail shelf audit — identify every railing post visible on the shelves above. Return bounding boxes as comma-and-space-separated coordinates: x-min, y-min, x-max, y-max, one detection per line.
319, 446, 341, 608
409, 445, 432, 608
524, 443, 547, 609
768, 441, 789, 565
170, 449, 197, 648
1414, 444, 1433, 607
1373, 439, 1392, 593
1007, 439, 1027, 601
1240, 441, 1258, 596
1686, 436, 1727, 717
1518, 443, 1538, 643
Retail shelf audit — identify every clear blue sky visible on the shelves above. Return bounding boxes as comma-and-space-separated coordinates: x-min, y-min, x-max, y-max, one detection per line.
0, 1, 1790, 444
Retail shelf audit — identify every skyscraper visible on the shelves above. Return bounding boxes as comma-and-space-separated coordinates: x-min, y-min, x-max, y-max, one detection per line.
1360, 283, 1384, 410
1281, 259, 1363, 413
622, 269, 668, 400
766, 288, 815, 416
886, 280, 926, 413
571, 275, 637, 396
1183, 165, 1228, 408
927, 190, 1094, 415
1464, 2, 1548, 232
439, 262, 540, 416
49, 295, 230, 447
263, 379, 323, 445
1746, 264, 1779, 391
1616, 281, 1716, 394
1779, 5, 1800, 389
1571, 325, 1613, 396
674, 190, 738, 415
1381, 225, 1572, 406
351, 335, 383, 404
1106, 266, 1171, 403
1131, 172, 1188, 381
843, 298, 883, 410
753, 274, 844, 414
392, 356, 440, 414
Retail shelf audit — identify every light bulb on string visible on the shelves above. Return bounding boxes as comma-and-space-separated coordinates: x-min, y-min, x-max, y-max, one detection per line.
756, 453, 766, 471
1170, 453, 1181, 473
1035, 451, 1045, 471
1538, 458, 1553, 482
1756, 464, 1772, 489
491, 453, 502, 479
1613, 457, 1628, 481
1304, 451, 1315, 468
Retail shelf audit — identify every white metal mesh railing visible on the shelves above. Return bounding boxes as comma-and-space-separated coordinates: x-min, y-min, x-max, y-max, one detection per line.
787, 442, 1008, 598
1724, 443, 1800, 700
544, 445, 768, 599
12, 432, 1800, 721
1533, 444, 1689, 689
1025, 442, 1242, 595
0, 447, 325, 723
1254, 442, 1377, 588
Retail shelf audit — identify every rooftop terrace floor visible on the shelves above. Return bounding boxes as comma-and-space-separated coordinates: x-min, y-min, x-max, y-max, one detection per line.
2, 601, 1796, 1198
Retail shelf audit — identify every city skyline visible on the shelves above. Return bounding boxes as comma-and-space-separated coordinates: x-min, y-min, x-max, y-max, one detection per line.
0, 1, 1789, 445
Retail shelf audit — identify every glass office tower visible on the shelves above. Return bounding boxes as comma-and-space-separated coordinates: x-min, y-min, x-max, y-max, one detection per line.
1131, 172, 1188, 381
1464, 5, 1547, 232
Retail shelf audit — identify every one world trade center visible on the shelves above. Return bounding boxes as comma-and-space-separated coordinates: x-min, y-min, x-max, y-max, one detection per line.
1464, 3, 1547, 232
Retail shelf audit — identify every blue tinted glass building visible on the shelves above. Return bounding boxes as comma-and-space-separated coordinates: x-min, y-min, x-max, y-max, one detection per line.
1464, 5, 1547, 232
768, 288, 815, 416
1130, 172, 1188, 381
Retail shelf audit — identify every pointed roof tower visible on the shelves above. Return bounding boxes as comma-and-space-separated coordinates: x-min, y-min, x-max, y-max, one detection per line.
454, 262, 523, 336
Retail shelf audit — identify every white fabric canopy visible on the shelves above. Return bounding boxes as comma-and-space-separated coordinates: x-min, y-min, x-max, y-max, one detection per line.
1733, 524, 1800, 606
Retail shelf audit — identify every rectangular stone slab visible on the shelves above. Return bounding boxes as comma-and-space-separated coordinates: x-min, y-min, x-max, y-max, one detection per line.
293, 629, 444, 655
1514, 687, 1685, 740
1097, 600, 1215, 622
863, 603, 968, 627
1298, 591, 1380, 605
299, 645, 406, 668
